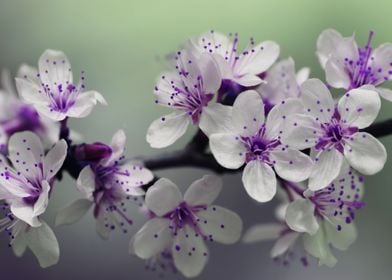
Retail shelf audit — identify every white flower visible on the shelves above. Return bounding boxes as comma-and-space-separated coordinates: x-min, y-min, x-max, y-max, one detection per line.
56, 130, 153, 239
0, 131, 66, 267
130, 175, 242, 278
317, 29, 392, 101
15, 49, 107, 121
188, 30, 280, 87
0, 131, 67, 227
209, 90, 313, 202
287, 79, 386, 190
285, 164, 364, 267
257, 57, 310, 109
147, 50, 232, 148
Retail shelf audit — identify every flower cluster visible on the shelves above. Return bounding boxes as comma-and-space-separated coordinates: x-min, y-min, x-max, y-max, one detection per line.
0, 28, 390, 278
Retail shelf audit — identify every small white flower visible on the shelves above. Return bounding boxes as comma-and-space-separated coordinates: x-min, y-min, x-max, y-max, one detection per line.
56, 130, 153, 239
147, 50, 232, 148
317, 29, 392, 101
257, 57, 310, 109
209, 90, 313, 202
285, 164, 364, 267
188, 30, 280, 87
0, 131, 67, 227
287, 79, 386, 190
15, 49, 107, 121
130, 175, 242, 278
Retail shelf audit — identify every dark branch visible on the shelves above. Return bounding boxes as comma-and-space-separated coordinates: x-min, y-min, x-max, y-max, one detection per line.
362, 118, 392, 138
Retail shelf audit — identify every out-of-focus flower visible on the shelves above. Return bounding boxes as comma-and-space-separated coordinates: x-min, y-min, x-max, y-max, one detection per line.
15, 50, 106, 121
56, 130, 153, 239
317, 29, 392, 101
285, 164, 364, 267
287, 79, 386, 190
130, 175, 242, 278
209, 90, 313, 202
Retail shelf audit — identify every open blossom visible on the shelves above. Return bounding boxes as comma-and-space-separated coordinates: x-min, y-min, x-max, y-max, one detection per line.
147, 50, 232, 148
188, 30, 280, 87
15, 49, 107, 121
287, 79, 386, 190
130, 175, 242, 278
0, 69, 60, 151
257, 57, 310, 112
0, 131, 67, 267
209, 90, 313, 202
56, 130, 153, 239
285, 164, 364, 267
317, 29, 392, 101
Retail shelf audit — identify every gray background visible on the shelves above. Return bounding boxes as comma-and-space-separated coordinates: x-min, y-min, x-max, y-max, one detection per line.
0, 0, 391, 279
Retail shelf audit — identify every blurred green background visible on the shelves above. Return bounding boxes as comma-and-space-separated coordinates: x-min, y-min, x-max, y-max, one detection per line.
0, 0, 391, 279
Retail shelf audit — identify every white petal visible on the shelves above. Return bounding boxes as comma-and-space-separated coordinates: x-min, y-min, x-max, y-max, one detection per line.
38, 49, 73, 87
338, 88, 381, 129
198, 53, 221, 93
199, 103, 233, 136
324, 218, 357, 250
303, 227, 337, 267
15, 78, 48, 106
8, 131, 45, 181
146, 112, 190, 148
11, 221, 28, 257
55, 199, 93, 226
270, 148, 313, 182
184, 175, 222, 206
271, 231, 300, 258
33, 180, 50, 216
300, 79, 334, 123
209, 133, 246, 169
316, 29, 344, 68
43, 140, 67, 180
282, 114, 321, 150
376, 87, 392, 102
172, 225, 209, 278
145, 178, 182, 216
232, 90, 264, 136
197, 205, 242, 244
234, 74, 264, 87
118, 163, 153, 192
265, 98, 305, 139
369, 43, 392, 85
344, 132, 387, 175
17, 64, 40, 84
285, 199, 319, 235
242, 160, 277, 203
296, 67, 310, 85
102, 129, 126, 166
234, 41, 280, 76
308, 149, 344, 191
76, 166, 96, 199
242, 223, 285, 243
325, 58, 352, 89
25, 221, 60, 268
132, 218, 172, 259
10, 201, 41, 227
66, 91, 106, 118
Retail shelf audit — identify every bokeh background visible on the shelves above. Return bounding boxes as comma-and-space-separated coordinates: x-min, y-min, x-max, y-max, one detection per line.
0, 0, 391, 279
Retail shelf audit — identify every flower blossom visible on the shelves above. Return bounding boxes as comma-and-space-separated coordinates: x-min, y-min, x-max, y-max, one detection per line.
56, 130, 153, 239
317, 29, 392, 101
287, 79, 386, 190
147, 50, 232, 148
15, 49, 107, 121
130, 175, 242, 278
209, 90, 313, 202
285, 164, 364, 266
188, 30, 280, 87
0, 131, 67, 267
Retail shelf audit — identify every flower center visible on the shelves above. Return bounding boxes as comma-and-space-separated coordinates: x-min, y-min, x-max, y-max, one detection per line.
242, 125, 281, 163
